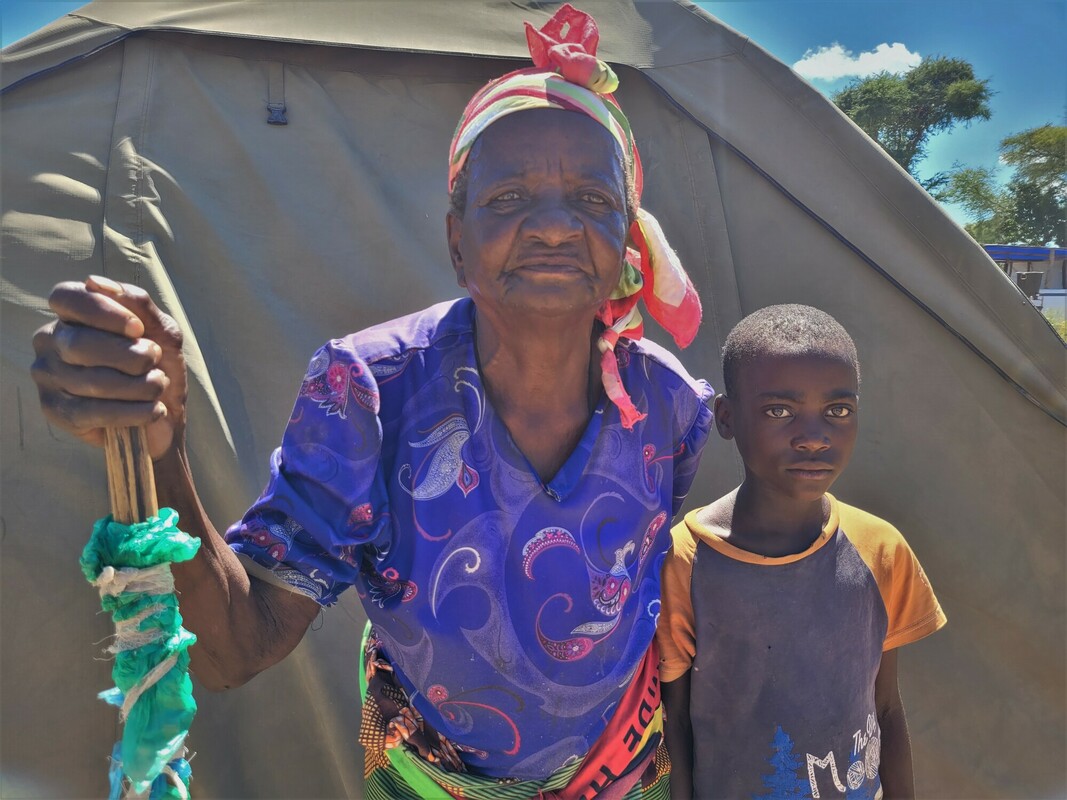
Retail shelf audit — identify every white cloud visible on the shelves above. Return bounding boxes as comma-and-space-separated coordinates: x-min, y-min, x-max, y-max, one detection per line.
793, 42, 922, 81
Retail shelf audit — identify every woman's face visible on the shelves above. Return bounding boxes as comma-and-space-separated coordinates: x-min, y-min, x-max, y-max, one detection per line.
447, 109, 629, 322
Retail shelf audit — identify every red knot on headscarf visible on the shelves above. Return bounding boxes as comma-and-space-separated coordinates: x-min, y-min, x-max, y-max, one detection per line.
449, 3, 703, 429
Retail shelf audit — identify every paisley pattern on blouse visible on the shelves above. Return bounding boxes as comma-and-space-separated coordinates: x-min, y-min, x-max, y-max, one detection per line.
227, 298, 713, 781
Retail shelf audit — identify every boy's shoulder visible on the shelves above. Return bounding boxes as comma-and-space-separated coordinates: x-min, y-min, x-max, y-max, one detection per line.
832, 496, 946, 648
669, 494, 733, 557
833, 496, 910, 553
669, 494, 912, 564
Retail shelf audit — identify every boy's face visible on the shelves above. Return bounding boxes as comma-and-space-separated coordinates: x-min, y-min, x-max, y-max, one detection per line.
715, 352, 859, 502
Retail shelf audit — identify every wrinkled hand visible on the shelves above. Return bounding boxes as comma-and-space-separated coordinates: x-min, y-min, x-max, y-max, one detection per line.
32, 276, 188, 460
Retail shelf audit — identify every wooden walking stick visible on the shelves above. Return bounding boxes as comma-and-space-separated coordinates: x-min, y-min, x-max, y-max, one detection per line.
82, 424, 200, 799
104, 427, 158, 525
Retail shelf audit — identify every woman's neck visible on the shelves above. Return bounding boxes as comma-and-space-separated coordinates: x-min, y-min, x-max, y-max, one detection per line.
474, 306, 601, 418
473, 305, 602, 481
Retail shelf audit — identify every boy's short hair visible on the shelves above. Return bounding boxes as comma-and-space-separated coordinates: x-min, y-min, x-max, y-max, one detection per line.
721, 304, 860, 397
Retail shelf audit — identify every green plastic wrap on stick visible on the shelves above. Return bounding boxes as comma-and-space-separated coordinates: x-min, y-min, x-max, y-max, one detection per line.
81, 508, 201, 795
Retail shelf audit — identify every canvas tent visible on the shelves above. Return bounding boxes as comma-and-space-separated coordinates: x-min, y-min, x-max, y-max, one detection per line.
2, 1, 1064, 797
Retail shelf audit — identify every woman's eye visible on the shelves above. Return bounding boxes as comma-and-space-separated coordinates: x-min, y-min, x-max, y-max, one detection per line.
827, 406, 853, 418
491, 190, 521, 203
764, 406, 792, 419
580, 192, 609, 205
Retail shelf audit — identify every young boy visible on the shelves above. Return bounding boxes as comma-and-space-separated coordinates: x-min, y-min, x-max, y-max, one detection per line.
658, 305, 946, 800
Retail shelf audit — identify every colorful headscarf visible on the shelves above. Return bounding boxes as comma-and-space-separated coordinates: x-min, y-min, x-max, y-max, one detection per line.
448, 3, 703, 429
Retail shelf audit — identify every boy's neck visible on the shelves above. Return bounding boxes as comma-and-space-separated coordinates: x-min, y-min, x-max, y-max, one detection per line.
717, 483, 831, 558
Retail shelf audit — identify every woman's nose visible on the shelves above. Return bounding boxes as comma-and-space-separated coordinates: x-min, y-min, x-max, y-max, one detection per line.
523, 196, 582, 244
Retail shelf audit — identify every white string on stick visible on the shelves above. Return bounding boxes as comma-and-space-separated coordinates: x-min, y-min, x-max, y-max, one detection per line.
93, 564, 175, 596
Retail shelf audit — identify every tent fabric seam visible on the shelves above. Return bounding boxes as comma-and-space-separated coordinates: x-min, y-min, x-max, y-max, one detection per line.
687, 33, 1024, 331
0, 23, 129, 96
704, 133, 745, 323
677, 116, 730, 351
98, 31, 125, 283
698, 46, 1049, 369
135, 43, 155, 262
122, 30, 741, 78
12, 4, 752, 80
2, 22, 526, 94
638, 75, 1065, 427
119, 31, 518, 79
63, 18, 549, 64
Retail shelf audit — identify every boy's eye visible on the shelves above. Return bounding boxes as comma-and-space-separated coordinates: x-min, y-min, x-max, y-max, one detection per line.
764, 406, 793, 419
826, 405, 853, 418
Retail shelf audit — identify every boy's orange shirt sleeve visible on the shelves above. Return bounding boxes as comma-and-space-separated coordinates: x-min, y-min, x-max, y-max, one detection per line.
656, 516, 700, 682
840, 503, 947, 650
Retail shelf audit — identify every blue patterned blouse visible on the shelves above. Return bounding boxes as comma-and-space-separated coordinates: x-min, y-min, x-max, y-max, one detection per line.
227, 298, 713, 780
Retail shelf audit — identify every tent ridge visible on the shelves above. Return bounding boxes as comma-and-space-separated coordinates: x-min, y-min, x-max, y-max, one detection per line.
713, 36, 1067, 386
638, 72, 1067, 428
1, 26, 128, 96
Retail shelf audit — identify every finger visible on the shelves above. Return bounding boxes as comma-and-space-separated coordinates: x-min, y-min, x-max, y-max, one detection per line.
85, 276, 183, 350
37, 390, 167, 434
40, 323, 162, 375
32, 357, 170, 403
49, 281, 145, 339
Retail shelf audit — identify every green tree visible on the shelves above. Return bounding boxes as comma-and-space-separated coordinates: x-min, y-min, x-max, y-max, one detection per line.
1000, 124, 1066, 190
833, 56, 992, 186
940, 125, 1066, 246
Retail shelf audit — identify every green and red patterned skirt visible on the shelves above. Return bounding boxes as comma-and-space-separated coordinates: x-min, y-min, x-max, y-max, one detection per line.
358, 624, 671, 800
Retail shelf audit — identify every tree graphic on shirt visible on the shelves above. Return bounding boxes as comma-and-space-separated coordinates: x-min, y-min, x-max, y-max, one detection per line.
757, 725, 809, 798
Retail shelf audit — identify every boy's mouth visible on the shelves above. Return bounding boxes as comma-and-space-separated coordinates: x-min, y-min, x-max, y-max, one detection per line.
786, 462, 835, 479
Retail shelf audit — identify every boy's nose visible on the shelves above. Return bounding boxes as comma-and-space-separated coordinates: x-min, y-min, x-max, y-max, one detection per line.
791, 429, 831, 452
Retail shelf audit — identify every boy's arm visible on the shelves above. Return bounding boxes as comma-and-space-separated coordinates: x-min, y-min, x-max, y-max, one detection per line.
662, 671, 694, 800
875, 648, 915, 799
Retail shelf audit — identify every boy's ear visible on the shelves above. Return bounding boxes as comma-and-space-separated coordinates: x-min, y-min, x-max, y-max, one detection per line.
713, 394, 734, 441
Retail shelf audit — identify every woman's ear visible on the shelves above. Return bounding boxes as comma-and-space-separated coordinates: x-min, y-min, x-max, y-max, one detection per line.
446, 212, 466, 288
713, 393, 734, 441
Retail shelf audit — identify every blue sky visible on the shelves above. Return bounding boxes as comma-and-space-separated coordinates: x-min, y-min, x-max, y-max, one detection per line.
3, 1, 1063, 224
697, 1, 1066, 222
0, 1, 83, 45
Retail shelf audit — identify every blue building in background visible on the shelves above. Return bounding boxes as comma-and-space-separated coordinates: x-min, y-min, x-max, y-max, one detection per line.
984, 245, 1067, 318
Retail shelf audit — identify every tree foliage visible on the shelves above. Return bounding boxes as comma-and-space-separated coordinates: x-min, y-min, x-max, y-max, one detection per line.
1000, 124, 1066, 190
832, 57, 992, 181
939, 125, 1066, 245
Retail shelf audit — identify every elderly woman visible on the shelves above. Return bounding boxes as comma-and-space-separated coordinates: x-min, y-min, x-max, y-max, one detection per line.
31, 5, 712, 798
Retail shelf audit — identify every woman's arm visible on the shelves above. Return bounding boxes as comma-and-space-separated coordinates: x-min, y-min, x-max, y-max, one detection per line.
33, 277, 319, 690
154, 446, 320, 690
875, 647, 915, 799
662, 671, 694, 800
